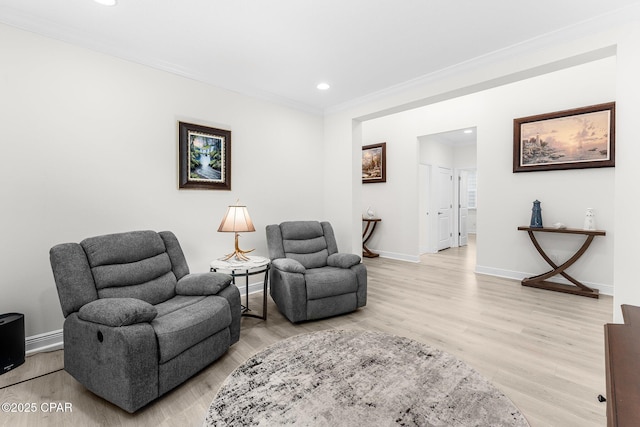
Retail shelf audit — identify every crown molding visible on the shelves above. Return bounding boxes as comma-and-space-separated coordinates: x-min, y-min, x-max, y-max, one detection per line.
2, 3, 637, 117
0, 6, 324, 116
325, 3, 637, 116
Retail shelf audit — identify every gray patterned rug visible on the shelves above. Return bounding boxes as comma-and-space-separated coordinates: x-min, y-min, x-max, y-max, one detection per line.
204, 330, 529, 426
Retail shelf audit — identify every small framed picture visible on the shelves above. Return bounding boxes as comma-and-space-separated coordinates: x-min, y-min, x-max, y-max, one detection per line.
179, 122, 231, 190
362, 142, 386, 183
513, 102, 615, 172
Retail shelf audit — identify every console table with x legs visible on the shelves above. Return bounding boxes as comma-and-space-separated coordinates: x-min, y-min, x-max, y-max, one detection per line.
362, 217, 381, 258
518, 226, 606, 298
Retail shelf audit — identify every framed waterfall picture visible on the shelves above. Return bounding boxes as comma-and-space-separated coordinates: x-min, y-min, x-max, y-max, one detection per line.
179, 121, 231, 190
513, 102, 615, 173
362, 142, 387, 183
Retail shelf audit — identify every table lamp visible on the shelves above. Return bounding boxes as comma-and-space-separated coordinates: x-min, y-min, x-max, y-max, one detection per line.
218, 202, 256, 261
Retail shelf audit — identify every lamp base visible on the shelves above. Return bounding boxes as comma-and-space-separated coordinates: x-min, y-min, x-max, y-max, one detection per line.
221, 232, 254, 261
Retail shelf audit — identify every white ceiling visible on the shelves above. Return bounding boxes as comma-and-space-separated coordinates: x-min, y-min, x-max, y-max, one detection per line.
1, 0, 638, 114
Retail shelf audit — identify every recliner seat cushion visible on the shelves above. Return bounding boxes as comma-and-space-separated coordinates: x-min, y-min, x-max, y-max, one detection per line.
153, 295, 207, 318
152, 296, 231, 363
305, 267, 358, 300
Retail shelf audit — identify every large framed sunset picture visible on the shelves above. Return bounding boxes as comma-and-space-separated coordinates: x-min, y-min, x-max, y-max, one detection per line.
513, 102, 615, 172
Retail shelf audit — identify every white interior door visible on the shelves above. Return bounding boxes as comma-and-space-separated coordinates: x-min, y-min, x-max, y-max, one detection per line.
437, 167, 452, 250
458, 170, 469, 246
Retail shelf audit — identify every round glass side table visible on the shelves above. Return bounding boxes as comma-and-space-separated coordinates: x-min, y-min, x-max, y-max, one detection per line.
210, 256, 270, 320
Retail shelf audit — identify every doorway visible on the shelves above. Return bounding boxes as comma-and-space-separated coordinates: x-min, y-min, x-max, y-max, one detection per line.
418, 127, 477, 254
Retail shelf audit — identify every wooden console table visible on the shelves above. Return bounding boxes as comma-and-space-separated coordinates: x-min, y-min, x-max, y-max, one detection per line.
517, 226, 605, 298
604, 304, 640, 426
362, 217, 381, 258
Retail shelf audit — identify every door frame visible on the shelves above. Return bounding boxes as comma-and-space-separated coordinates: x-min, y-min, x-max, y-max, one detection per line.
437, 166, 453, 251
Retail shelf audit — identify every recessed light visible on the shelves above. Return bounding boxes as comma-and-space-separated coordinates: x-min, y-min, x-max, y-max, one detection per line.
317, 83, 330, 91
94, 0, 117, 6
463, 129, 473, 134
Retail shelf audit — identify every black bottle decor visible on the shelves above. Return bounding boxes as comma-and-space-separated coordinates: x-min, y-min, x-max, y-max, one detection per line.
530, 200, 543, 228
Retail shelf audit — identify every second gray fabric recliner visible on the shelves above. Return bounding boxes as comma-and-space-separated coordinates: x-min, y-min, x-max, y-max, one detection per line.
266, 221, 367, 323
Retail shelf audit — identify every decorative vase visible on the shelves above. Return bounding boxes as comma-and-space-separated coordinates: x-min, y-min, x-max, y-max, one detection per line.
583, 208, 596, 230
530, 200, 543, 228
366, 206, 375, 218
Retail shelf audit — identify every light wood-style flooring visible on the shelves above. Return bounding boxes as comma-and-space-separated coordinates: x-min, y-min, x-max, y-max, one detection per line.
0, 238, 612, 426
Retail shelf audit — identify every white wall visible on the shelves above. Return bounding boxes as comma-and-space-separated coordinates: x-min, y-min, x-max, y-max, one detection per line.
324, 6, 640, 321
0, 23, 324, 338
454, 144, 477, 170
613, 19, 640, 321
360, 57, 615, 292
477, 64, 615, 293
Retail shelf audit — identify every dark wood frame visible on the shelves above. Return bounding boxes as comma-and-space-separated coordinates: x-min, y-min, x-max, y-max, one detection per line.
513, 102, 615, 173
362, 142, 387, 183
179, 121, 231, 190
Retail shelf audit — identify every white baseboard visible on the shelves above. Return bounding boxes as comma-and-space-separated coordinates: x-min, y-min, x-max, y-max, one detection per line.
368, 249, 420, 263
26, 329, 63, 356
25, 281, 268, 355
235, 281, 268, 297
475, 265, 613, 296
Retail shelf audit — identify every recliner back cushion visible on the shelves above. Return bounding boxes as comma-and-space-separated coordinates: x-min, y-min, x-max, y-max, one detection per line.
280, 221, 329, 269
81, 230, 176, 305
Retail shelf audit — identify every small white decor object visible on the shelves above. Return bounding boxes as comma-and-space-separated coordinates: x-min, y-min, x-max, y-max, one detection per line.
552, 222, 567, 229
583, 208, 596, 230
366, 206, 376, 218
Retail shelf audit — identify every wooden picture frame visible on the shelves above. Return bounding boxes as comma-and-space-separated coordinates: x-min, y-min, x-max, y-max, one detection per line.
179, 121, 231, 190
513, 102, 615, 173
362, 142, 387, 183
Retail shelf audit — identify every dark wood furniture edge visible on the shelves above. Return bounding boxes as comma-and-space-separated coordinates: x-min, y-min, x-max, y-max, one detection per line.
522, 280, 599, 298
604, 305, 640, 426
517, 226, 606, 236
621, 304, 640, 325
604, 325, 617, 427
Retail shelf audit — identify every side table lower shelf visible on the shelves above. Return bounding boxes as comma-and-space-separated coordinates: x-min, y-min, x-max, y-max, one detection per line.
210, 256, 270, 320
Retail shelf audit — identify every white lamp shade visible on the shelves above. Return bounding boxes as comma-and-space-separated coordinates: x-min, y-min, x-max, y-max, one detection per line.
218, 205, 255, 233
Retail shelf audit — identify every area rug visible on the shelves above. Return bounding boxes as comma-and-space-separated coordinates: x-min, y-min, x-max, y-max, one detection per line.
204, 329, 529, 426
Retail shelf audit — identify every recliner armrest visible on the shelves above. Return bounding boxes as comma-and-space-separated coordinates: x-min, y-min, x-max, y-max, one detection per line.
176, 272, 232, 296
272, 258, 306, 273
327, 253, 362, 269
78, 298, 157, 327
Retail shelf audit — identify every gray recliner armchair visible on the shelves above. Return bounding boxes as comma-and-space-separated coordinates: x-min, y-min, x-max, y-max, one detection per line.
266, 221, 367, 323
49, 230, 241, 413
